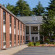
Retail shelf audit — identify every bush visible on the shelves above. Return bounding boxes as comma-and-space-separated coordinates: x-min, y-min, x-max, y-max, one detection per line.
48, 42, 54, 44
40, 40, 44, 44
46, 39, 50, 43
35, 42, 40, 46
28, 42, 34, 46
54, 42, 55, 45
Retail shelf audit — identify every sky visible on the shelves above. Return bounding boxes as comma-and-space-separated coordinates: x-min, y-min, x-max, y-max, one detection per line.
0, 0, 50, 10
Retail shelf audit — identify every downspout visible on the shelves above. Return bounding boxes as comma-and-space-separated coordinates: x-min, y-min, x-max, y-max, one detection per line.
1, 8, 2, 49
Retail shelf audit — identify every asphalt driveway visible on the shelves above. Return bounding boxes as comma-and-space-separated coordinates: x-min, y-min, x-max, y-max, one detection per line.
14, 47, 55, 55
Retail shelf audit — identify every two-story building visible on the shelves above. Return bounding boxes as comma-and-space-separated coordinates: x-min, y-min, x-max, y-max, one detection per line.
0, 4, 25, 49
0, 4, 43, 49
18, 16, 43, 42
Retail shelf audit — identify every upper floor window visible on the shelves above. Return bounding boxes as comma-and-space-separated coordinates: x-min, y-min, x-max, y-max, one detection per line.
26, 26, 29, 34
18, 21, 19, 29
14, 18, 16, 28
20, 23, 22, 30
3, 11, 6, 24
31, 26, 38, 34
10, 15, 11, 26
33, 27, 38, 31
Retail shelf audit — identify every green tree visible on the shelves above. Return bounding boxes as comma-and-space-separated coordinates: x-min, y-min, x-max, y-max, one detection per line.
16, 0, 31, 16
6, 3, 15, 14
33, 1, 45, 16
40, 0, 55, 41
6, 3, 19, 15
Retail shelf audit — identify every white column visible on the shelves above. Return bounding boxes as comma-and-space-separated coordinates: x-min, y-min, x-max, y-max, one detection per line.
29, 26, 31, 41
38, 25, 40, 41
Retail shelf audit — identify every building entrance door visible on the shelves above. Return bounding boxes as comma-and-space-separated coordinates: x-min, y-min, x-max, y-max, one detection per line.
35, 37, 38, 42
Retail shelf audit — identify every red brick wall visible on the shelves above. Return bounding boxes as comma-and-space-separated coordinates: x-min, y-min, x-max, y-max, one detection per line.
6, 12, 10, 48
0, 7, 1, 49
16, 19, 18, 46
0, 7, 25, 49
0, 8, 3, 49
11, 16, 14, 47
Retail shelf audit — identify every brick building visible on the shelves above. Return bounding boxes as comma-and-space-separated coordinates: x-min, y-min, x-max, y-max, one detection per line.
0, 4, 25, 49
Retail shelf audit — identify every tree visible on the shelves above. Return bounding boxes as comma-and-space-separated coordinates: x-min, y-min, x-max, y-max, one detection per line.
47, 0, 55, 16
5, 0, 33, 16
40, 0, 55, 41
33, 1, 45, 16
16, 0, 31, 16
6, 3, 16, 15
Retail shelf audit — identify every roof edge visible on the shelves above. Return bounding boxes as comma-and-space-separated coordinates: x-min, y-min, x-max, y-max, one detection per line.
0, 4, 25, 25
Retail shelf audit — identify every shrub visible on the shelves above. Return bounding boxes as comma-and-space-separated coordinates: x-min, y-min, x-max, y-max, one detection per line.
54, 42, 55, 45
35, 42, 40, 46
49, 42, 53, 44
46, 39, 50, 43
40, 40, 44, 44
28, 42, 34, 46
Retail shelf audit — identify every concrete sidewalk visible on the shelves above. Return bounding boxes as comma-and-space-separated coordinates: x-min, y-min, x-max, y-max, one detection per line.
0, 45, 28, 55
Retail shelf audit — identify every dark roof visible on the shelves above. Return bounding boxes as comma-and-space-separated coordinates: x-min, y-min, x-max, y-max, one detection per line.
17, 16, 43, 24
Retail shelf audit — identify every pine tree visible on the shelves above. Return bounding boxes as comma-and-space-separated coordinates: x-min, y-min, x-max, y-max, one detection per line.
47, 0, 55, 17
41, 0, 55, 40
6, 3, 15, 14
16, 0, 31, 16
33, 1, 44, 16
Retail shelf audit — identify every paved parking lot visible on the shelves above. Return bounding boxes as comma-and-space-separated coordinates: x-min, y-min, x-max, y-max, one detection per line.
14, 47, 55, 55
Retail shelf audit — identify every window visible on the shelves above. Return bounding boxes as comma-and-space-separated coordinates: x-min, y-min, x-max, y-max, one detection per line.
10, 15, 11, 26
18, 35, 19, 40
33, 27, 38, 31
23, 25, 24, 31
14, 18, 16, 28
18, 35, 19, 43
26, 26, 29, 34
10, 34, 12, 45
31, 26, 38, 34
20, 23, 22, 30
3, 33, 6, 41
10, 34, 12, 41
23, 36, 24, 40
18, 21, 19, 29
14, 35, 16, 44
35, 37, 38, 42
26, 36, 28, 40
21, 23, 22, 30
21, 36, 22, 40
3, 33, 6, 46
3, 11, 6, 24
32, 37, 34, 42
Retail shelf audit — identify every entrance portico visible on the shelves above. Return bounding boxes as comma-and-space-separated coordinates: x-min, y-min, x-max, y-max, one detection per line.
26, 24, 40, 42
18, 16, 43, 42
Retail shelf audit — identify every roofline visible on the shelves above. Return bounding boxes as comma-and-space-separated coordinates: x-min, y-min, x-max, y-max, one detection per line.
17, 15, 47, 17
26, 23, 43, 24
0, 4, 25, 25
